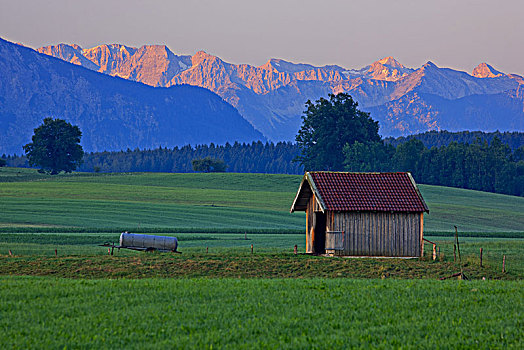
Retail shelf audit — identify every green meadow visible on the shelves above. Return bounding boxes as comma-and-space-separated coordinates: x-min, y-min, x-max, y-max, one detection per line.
1, 167, 523, 348
1, 277, 522, 349
1, 167, 523, 232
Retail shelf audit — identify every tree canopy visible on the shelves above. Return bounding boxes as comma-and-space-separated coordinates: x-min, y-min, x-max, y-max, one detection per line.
295, 93, 380, 170
191, 157, 227, 173
23, 118, 84, 175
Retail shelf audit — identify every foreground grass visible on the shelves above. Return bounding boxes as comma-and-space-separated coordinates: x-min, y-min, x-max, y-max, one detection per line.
1, 168, 523, 232
1, 277, 522, 349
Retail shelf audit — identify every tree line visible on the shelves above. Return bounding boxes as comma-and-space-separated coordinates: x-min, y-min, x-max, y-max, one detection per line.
344, 138, 524, 196
294, 93, 524, 197
385, 130, 524, 151
78, 141, 303, 174
3, 141, 304, 174
3, 110, 523, 196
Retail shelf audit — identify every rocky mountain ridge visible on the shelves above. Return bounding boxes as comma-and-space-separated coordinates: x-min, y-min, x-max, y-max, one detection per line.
33, 42, 524, 139
0, 38, 264, 155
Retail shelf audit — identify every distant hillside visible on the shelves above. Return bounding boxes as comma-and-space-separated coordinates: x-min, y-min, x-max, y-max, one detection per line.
38, 42, 524, 141
0, 38, 264, 155
0, 169, 522, 232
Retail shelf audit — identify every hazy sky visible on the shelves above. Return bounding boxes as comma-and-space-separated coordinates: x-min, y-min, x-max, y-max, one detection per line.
1, 0, 522, 74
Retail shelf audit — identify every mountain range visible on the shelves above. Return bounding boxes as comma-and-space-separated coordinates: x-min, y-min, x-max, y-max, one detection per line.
0, 38, 264, 155
36, 42, 524, 140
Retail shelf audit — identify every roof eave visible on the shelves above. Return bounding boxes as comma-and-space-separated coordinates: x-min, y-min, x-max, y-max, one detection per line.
290, 172, 327, 213
407, 172, 430, 213
306, 172, 327, 213
290, 173, 308, 213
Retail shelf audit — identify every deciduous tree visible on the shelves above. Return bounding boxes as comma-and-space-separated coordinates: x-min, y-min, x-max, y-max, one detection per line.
191, 157, 227, 172
23, 118, 83, 175
295, 93, 380, 170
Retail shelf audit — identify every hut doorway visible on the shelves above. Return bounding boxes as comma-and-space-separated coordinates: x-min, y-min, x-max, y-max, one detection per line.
313, 212, 326, 254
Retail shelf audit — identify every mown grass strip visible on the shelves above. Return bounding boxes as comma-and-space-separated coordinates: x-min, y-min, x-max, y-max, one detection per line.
1, 169, 523, 232
0, 227, 303, 234
0, 233, 219, 245
2, 227, 523, 238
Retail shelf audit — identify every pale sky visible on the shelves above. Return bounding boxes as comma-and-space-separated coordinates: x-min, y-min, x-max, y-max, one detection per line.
1, 0, 523, 74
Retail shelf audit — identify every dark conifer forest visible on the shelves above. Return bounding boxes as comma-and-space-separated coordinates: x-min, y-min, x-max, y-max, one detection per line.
4, 131, 523, 197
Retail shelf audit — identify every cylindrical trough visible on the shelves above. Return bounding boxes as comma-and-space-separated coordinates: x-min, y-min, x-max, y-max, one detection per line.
119, 233, 178, 252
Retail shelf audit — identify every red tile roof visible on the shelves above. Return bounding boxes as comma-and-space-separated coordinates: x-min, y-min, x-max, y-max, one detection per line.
305, 172, 428, 212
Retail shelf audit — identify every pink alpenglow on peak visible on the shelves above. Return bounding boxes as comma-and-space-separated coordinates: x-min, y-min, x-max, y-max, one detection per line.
34, 40, 524, 141
366, 57, 413, 81
472, 63, 504, 78
377, 56, 405, 68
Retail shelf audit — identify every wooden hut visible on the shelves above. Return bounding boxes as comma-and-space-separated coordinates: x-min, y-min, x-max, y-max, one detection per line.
290, 172, 429, 257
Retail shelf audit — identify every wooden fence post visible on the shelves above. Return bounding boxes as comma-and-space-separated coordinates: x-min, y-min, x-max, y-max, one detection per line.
502, 255, 506, 273
251, 244, 254, 254
294, 245, 297, 255
479, 248, 483, 267
454, 226, 462, 264
55, 249, 58, 257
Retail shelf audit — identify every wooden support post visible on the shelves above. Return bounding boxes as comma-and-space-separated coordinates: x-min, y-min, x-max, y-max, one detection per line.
294, 245, 297, 255
206, 247, 208, 253
111, 244, 114, 256
454, 226, 462, 264
502, 255, 506, 273
480, 248, 483, 267
454, 226, 466, 279
453, 244, 456, 262
55, 249, 57, 257
244, 232, 247, 240
251, 244, 254, 254
423, 238, 437, 261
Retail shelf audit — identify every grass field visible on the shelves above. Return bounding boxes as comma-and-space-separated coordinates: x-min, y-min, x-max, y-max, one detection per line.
1, 277, 522, 349
1, 234, 522, 278
1, 168, 523, 348
1, 167, 523, 233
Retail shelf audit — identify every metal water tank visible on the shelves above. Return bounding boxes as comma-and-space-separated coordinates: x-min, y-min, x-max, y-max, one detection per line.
119, 233, 178, 251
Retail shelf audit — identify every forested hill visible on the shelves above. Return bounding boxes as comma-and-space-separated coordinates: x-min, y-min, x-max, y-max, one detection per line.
386, 130, 524, 150
5, 141, 303, 174
77, 142, 303, 174
5, 131, 524, 196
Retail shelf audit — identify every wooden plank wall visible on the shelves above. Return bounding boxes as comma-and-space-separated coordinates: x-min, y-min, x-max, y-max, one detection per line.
305, 193, 322, 253
326, 212, 421, 257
